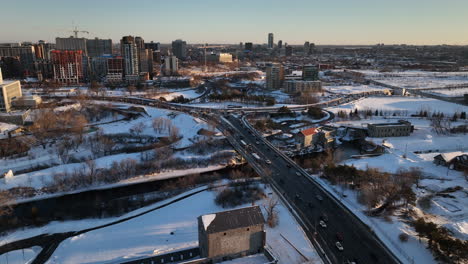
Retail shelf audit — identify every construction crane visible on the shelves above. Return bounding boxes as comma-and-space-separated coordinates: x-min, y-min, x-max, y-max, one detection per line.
69, 26, 89, 38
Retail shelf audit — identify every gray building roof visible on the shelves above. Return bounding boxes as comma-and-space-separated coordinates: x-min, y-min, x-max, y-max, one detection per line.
201, 206, 264, 234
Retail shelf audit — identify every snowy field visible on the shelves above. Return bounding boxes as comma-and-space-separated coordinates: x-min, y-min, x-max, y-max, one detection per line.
148, 88, 202, 101
0, 246, 41, 264
352, 70, 468, 89
24, 186, 321, 264
327, 96, 467, 115
427, 88, 468, 97
324, 84, 388, 94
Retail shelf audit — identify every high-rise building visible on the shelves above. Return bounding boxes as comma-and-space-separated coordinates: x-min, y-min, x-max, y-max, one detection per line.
90, 55, 112, 81
0, 68, 22, 112
120, 36, 139, 78
144, 41, 160, 51
0, 57, 24, 79
285, 46, 293, 56
266, 63, 284, 90
86, 38, 112, 57
34, 40, 54, 60
56, 36, 87, 55
304, 41, 310, 55
244, 42, 253, 51
302, 65, 319, 81
163, 55, 178, 76
277, 40, 283, 49
171, 39, 187, 60
0, 43, 36, 75
268, 33, 274, 49
51, 50, 83, 84
106, 57, 124, 83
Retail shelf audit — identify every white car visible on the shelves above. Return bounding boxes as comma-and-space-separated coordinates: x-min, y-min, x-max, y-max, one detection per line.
319, 220, 327, 228
265, 160, 272, 165
335, 241, 344, 251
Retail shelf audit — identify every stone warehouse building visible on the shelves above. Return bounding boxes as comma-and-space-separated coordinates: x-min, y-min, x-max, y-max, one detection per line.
367, 120, 413, 137
198, 206, 265, 262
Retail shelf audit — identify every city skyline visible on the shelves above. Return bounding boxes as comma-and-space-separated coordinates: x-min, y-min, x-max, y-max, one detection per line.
1, 0, 468, 45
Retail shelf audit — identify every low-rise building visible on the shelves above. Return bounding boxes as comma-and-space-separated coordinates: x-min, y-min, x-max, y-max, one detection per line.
367, 120, 413, 137
284, 80, 322, 93
434, 152, 468, 171
0, 69, 22, 112
295, 127, 318, 147
11, 95, 42, 109
198, 206, 265, 262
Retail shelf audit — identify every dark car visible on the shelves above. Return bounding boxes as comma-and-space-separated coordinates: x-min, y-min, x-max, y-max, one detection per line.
336, 232, 344, 241
320, 214, 329, 222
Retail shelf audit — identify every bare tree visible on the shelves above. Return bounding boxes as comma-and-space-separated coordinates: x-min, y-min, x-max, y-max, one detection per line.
263, 196, 279, 227
131, 121, 146, 137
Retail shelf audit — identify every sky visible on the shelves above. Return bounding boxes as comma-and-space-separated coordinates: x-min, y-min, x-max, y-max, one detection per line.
1, 0, 467, 45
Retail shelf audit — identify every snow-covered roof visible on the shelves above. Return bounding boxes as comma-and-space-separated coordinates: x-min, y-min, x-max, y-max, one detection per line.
437, 151, 465, 162
201, 214, 216, 230
200, 206, 264, 234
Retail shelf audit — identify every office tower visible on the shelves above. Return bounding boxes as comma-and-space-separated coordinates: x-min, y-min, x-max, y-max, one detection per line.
139, 49, 153, 74
35, 40, 54, 60
171, 39, 187, 60
51, 50, 83, 84
106, 57, 124, 83
120, 36, 139, 77
302, 65, 319, 81
239, 42, 243, 50
304, 41, 310, 55
277, 40, 283, 49
266, 63, 284, 90
144, 41, 160, 52
89, 55, 112, 81
245, 42, 253, 51
309, 43, 316, 54
56, 36, 87, 55
86, 38, 112, 57
285, 46, 293, 56
164, 55, 178, 76
0, 43, 36, 75
268, 33, 274, 49
0, 67, 22, 112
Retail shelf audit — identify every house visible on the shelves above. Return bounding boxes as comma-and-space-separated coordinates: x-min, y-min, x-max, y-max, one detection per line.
434, 152, 468, 171
198, 206, 265, 262
367, 120, 413, 137
295, 127, 317, 147
316, 126, 336, 149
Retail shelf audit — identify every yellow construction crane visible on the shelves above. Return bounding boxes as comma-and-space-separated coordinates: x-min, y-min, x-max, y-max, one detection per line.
69, 26, 89, 38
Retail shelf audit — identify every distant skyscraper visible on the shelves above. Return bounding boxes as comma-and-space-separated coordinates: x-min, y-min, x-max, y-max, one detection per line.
86, 38, 112, 57
302, 65, 319, 81
277, 40, 282, 49
120, 36, 139, 78
245, 42, 253, 51
171, 39, 187, 60
266, 63, 284, 90
56, 36, 87, 55
268, 33, 274, 49
304, 41, 310, 55
285, 46, 293, 56
145, 41, 160, 51
51, 50, 83, 84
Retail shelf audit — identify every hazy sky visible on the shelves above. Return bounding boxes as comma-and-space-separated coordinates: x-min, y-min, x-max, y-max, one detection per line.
1, 0, 467, 45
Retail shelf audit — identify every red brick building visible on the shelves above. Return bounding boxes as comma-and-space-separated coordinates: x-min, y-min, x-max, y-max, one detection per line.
51, 50, 83, 84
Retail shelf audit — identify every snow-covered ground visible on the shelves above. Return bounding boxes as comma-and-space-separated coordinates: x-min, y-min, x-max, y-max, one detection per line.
327, 96, 467, 115
0, 246, 42, 264
352, 70, 468, 89
0, 122, 19, 139
219, 254, 269, 264
26, 186, 320, 264
149, 88, 202, 101
426, 87, 468, 97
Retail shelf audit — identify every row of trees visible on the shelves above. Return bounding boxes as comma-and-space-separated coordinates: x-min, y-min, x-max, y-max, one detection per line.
323, 165, 421, 213
414, 218, 468, 263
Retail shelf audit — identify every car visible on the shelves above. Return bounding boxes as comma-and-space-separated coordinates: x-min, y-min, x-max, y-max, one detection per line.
279, 179, 285, 185
335, 241, 344, 251
295, 194, 301, 201
308, 202, 314, 208
316, 194, 323, 201
265, 159, 272, 165
274, 154, 278, 157
295, 172, 301, 176
256, 141, 260, 145
320, 214, 329, 222
319, 220, 327, 228
336, 232, 344, 241
286, 164, 292, 168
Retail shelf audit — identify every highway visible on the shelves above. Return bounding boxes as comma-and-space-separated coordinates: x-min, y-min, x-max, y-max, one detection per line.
220, 114, 402, 264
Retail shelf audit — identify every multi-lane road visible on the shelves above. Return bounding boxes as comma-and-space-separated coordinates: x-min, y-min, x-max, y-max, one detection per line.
221, 114, 402, 264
